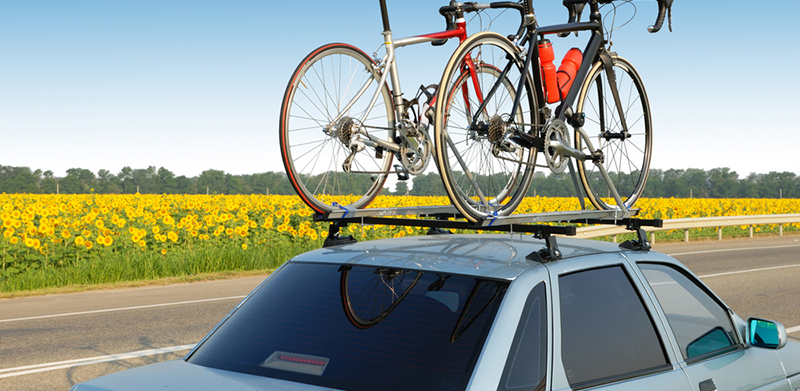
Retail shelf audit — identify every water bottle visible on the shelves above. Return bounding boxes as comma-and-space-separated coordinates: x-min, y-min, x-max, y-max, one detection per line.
557, 48, 583, 101
538, 39, 559, 104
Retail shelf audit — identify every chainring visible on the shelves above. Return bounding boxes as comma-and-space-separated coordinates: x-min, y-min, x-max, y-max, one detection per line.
400, 126, 433, 176
544, 119, 570, 174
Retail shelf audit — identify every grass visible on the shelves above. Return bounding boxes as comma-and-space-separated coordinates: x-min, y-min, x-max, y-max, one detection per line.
2, 223, 797, 297
0, 236, 324, 295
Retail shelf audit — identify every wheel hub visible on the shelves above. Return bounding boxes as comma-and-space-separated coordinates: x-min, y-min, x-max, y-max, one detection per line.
488, 115, 506, 143
335, 117, 356, 145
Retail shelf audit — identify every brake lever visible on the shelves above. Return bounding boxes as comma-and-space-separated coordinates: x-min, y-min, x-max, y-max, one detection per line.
558, 1, 585, 37
432, 4, 458, 46
648, 0, 673, 33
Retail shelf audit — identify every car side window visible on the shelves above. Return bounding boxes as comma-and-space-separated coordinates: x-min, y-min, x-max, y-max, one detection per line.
560, 266, 669, 389
639, 263, 738, 361
498, 282, 547, 391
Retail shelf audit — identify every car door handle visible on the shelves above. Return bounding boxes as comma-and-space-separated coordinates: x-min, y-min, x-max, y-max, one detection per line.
699, 379, 717, 391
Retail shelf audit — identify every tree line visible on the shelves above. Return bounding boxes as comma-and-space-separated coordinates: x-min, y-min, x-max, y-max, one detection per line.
1, 165, 798, 199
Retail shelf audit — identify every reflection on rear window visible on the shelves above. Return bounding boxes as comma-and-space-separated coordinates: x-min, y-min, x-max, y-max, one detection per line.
188, 262, 508, 391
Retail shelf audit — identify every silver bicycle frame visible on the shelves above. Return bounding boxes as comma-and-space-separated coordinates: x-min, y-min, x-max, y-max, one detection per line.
328, 29, 454, 154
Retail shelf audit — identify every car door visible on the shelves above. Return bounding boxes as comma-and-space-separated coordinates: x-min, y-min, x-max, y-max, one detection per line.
635, 261, 791, 391
546, 255, 693, 391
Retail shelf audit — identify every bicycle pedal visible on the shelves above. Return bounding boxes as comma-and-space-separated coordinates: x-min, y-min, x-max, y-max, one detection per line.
394, 164, 410, 181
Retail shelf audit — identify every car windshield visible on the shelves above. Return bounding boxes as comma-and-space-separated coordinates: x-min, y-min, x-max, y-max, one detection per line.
187, 262, 509, 391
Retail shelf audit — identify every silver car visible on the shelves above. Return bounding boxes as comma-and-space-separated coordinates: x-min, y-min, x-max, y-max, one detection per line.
70, 234, 800, 391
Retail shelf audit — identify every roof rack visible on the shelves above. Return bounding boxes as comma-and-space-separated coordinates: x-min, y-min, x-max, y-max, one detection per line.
314, 204, 663, 260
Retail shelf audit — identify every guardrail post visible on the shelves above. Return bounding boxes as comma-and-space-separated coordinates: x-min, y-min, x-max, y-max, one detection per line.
612, 235, 617, 243
650, 232, 655, 244
717, 227, 722, 240
749, 226, 754, 238
780, 224, 784, 236
684, 229, 689, 242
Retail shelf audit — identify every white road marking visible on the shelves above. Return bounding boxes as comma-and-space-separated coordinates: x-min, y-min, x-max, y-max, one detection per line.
787, 325, 800, 334
0, 344, 196, 379
0, 296, 246, 323
697, 264, 800, 279
666, 244, 800, 257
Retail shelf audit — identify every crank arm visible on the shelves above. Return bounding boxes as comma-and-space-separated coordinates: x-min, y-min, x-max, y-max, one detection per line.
546, 139, 591, 161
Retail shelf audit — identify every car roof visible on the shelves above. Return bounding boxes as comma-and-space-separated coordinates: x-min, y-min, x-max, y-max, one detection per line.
290, 233, 647, 280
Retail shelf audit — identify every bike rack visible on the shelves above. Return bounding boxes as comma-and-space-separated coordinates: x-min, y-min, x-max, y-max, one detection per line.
314, 204, 663, 260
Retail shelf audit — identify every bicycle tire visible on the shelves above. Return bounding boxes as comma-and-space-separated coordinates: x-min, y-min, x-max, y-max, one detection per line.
434, 32, 538, 223
575, 55, 652, 210
339, 266, 422, 329
279, 43, 394, 214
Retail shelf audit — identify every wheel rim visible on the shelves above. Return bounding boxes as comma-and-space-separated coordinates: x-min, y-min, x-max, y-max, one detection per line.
436, 34, 536, 221
575, 57, 651, 210
280, 45, 394, 213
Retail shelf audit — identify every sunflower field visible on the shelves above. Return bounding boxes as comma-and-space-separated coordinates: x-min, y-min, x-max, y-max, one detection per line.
1, 194, 799, 292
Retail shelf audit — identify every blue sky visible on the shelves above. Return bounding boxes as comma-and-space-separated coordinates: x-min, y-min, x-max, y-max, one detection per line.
2, 1, 799, 180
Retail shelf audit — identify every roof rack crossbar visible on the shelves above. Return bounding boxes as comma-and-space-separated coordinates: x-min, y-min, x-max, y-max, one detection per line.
321, 216, 576, 236
572, 218, 663, 230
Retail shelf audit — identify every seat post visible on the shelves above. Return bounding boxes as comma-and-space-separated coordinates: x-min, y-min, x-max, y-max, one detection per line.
379, 0, 391, 32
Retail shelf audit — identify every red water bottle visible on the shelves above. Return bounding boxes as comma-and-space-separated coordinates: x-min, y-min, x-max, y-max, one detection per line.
538, 39, 559, 104
557, 48, 583, 101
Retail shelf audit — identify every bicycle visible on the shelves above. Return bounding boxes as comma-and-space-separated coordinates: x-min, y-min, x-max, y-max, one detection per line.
279, 0, 527, 214
434, 0, 673, 222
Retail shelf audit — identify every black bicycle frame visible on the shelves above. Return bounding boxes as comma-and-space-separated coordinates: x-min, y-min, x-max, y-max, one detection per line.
476, 1, 629, 141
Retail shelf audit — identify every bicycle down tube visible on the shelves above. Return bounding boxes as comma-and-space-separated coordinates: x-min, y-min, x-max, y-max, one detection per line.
338, 0, 484, 155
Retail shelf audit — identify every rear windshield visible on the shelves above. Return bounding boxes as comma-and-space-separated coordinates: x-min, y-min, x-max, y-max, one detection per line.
188, 262, 508, 391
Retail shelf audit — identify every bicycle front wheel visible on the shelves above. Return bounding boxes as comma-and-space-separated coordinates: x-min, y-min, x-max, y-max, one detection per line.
575, 55, 652, 210
279, 43, 394, 214
434, 32, 537, 223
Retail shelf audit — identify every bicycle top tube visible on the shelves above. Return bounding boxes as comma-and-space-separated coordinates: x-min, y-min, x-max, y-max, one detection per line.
386, 2, 526, 49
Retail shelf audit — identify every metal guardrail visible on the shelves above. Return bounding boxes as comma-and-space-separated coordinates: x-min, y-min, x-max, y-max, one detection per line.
576, 214, 800, 242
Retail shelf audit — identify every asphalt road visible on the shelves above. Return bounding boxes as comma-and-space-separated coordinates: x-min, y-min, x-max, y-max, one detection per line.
0, 277, 266, 391
1, 235, 799, 390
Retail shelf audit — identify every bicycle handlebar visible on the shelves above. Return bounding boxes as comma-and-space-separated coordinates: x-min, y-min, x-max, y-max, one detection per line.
433, 1, 526, 46
648, 0, 673, 33
561, 0, 673, 33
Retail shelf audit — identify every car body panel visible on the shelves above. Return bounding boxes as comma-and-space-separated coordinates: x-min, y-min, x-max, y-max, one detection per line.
70, 234, 800, 391
544, 251, 689, 391
291, 235, 619, 280
69, 359, 339, 391
681, 348, 790, 391
776, 341, 800, 378
466, 265, 551, 391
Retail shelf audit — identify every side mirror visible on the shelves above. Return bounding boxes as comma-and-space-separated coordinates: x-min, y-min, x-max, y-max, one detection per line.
747, 317, 787, 349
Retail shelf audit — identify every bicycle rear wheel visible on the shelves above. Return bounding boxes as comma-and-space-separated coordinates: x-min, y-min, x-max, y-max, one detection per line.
434, 32, 538, 223
279, 43, 394, 214
575, 55, 652, 210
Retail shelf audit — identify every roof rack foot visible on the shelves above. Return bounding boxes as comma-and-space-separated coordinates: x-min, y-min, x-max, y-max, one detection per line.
526, 231, 563, 263
620, 228, 651, 251
323, 222, 357, 248
426, 227, 452, 235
